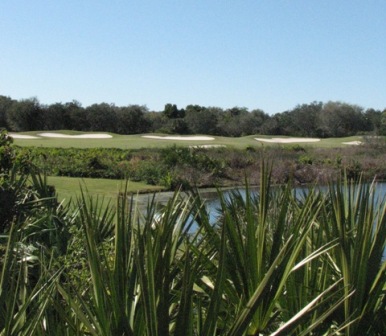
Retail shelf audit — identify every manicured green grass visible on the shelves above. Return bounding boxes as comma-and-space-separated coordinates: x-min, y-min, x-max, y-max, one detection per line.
306, 135, 363, 148
12, 130, 367, 149
47, 175, 164, 205
13, 131, 155, 149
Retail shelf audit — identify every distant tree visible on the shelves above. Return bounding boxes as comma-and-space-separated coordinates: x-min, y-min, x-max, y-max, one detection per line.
380, 109, 386, 135
228, 106, 247, 116
42, 102, 67, 130
85, 103, 118, 132
116, 105, 150, 134
210, 106, 269, 137
163, 104, 185, 119
232, 109, 269, 136
151, 104, 187, 134
289, 102, 323, 137
63, 101, 86, 130
248, 109, 270, 134
184, 105, 219, 135
275, 111, 299, 136
146, 111, 167, 132
217, 107, 249, 136
260, 114, 280, 135
162, 118, 189, 134
174, 118, 189, 134
0, 95, 14, 129
3, 94, 383, 138
318, 102, 366, 137
6, 97, 43, 131
364, 108, 382, 134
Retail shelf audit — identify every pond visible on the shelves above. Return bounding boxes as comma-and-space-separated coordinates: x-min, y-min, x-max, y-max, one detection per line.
203, 182, 386, 221
202, 182, 386, 260
136, 182, 386, 258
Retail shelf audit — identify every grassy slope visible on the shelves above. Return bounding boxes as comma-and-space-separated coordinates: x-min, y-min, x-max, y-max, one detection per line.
47, 176, 164, 205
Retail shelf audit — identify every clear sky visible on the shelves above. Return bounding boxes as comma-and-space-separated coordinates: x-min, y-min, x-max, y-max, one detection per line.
1, 1, 385, 114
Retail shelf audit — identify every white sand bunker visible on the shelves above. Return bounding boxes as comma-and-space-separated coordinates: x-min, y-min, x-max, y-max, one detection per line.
9, 133, 40, 139
342, 141, 362, 145
255, 137, 321, 143
190, 144, 226, 148
39, 133, 112, 139
143, 135, 215, 141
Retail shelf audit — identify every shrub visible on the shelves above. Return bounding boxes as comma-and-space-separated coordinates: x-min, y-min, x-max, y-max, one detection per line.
298, 154, 313, 165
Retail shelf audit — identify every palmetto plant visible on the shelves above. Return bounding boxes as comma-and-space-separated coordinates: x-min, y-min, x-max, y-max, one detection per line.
318, 178, 386, 335
54, 186, 206, 336
0, 222, 60, 336
0, 171, 70, 335
1, 161, 385, 335
191, 167, 347, 335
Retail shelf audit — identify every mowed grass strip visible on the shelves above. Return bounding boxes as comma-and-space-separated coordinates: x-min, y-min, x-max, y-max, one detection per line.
12, 130, 366, 149
47, 175, 164, 205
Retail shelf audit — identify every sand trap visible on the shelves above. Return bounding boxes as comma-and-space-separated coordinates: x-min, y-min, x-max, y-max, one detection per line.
255, 137, 321, 143
143, 135, 215, 141
9, 133, 40, 139
39, 133, 112, 139
342, 141, 362, 145
190, 144, 226, 148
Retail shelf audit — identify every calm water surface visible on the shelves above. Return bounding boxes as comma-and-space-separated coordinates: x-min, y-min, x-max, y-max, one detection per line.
139, 183, 385, 257
202, 182, 386, 259
203, 182, 385, 219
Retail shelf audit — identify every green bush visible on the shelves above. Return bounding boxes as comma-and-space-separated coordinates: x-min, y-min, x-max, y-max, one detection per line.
298, 154, 313, 165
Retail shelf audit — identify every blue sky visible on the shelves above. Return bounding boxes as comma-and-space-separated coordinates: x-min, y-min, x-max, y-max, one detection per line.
1, 1, 385, 114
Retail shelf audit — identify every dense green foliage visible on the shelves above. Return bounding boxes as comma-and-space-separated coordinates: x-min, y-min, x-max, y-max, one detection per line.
1, 95, 385, 137
1, 146, 385, 334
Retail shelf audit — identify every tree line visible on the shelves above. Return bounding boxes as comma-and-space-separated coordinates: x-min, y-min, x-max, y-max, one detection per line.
1, 95, 385, 137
